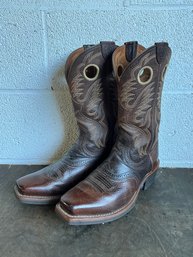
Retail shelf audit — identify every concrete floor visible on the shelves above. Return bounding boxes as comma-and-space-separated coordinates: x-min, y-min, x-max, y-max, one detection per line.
0, 166, 193, 257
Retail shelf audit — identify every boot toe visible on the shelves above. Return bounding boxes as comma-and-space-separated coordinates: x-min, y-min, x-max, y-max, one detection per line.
15, 170, 53, 197
58, 179, 121, 218
15, 171, 62, 204
59, 182, 105, 216
60, 187, 94, 216
16, 174, 38, 196
16, 179, 26, 194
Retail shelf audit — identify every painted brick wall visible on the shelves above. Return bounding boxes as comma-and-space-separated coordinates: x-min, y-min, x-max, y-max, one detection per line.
0, 0, 193, 167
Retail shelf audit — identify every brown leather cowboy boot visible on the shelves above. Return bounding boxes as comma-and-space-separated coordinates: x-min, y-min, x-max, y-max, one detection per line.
14, 42, 118, 204
55, 41, 171, 225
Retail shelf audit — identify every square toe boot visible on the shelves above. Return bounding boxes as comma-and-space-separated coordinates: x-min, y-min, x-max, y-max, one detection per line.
14, 42, 118, 205
55, 41, 172, 225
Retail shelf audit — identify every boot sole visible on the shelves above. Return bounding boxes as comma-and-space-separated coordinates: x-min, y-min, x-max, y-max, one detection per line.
14, 185, 60, 205
55, 163, 159, 225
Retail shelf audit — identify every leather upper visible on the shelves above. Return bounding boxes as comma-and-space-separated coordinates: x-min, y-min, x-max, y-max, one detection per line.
16, 42, 118, 197
59, 42, 172, 216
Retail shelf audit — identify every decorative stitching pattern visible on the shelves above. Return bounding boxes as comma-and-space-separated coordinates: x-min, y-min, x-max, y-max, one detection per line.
84, 48, 169, 193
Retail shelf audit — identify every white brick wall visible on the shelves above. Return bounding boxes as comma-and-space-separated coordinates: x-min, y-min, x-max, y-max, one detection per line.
0, 0, 193, 167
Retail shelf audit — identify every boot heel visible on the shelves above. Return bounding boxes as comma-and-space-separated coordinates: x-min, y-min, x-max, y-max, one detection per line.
141, 171, 157, 191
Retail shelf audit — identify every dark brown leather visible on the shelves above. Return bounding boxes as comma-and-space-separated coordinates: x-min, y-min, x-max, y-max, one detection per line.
15, 42, 118, 202
58, 42, 171, 221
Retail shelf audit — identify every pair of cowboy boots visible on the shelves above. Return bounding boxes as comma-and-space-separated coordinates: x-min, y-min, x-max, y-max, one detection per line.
15, 41, 171, 225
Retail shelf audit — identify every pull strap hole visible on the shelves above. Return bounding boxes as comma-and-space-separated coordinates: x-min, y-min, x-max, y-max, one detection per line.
137, 66, 153, 85
83, 64, 99, 81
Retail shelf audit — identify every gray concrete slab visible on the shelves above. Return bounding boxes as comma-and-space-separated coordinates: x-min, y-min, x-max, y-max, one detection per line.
0, 166, 193, 257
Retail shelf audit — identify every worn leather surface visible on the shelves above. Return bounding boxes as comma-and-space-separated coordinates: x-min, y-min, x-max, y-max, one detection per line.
59, 42, 172, 217
16, 42, 118, 198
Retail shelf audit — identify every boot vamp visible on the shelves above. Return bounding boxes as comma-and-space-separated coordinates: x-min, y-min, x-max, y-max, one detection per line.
59, 152, 149, 216
16, 144, 104, 197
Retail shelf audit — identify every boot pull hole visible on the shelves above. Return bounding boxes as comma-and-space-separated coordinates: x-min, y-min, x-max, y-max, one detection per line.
117, 65, 124, 77
83, 64, 99, 81
161, 65, 167, 81
137, 66, 153, 85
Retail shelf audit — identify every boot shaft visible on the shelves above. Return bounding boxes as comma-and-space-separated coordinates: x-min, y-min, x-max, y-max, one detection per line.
65, 42, 118, 150
113, 42, 171, 163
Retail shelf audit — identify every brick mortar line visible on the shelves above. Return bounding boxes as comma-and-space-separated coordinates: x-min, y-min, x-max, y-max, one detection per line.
0, 5, 193, 11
